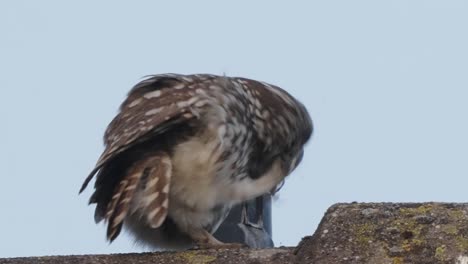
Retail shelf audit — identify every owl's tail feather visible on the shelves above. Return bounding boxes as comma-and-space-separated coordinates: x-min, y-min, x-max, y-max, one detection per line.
132, 153, 172, 229
105, 166, 142, 241
105, 152, 172, 242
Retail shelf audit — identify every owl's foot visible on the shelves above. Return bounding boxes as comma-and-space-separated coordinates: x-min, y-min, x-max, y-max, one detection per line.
188, 227, 248, 250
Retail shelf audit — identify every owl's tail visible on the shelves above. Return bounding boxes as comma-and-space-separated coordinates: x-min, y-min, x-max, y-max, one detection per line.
86, 151, 172, 242
104, 152, 172, 242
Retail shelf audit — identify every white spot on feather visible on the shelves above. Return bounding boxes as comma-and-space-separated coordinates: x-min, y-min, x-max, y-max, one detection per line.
145, 107, 163, 116
195, 100, 207, 107
162, 199, 169, 208
124, 185, 137, 191
176, 97, 198, 108
146, 177, 159, 189
128, 98, 142, 108
195, 88, 205, 94
121, 197, 132, 203
148, 207, 161, 220
149, 213, 165, 228
113, 213, 126, 227
177, 101, 189, 108
162, 184, 169, 193
143, 90, 161, 99
144, 192, 160, 206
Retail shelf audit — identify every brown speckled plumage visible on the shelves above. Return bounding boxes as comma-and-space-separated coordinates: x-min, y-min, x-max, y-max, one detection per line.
80, 73, 312, 249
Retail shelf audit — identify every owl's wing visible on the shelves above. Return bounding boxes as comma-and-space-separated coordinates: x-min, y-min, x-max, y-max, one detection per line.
80, 74, 215, 193
80, 74, 216, 241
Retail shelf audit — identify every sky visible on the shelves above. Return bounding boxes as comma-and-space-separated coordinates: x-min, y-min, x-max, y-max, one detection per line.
1, 0, 467, 258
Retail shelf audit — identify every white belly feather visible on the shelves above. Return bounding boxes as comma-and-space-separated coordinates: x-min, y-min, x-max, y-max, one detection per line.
168, 134, 284, 233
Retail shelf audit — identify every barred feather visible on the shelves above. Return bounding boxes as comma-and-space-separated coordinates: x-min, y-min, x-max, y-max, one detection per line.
106, 161, 143, 241
130, 152, 172, 228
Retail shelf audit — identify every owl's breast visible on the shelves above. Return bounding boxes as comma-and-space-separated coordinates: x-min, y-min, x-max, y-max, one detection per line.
169, 133, 224, 212
169, 133, 284, 215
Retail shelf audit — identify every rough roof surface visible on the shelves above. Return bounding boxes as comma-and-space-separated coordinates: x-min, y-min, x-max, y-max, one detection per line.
3, 203, 468, 264
295, 202, 468, 264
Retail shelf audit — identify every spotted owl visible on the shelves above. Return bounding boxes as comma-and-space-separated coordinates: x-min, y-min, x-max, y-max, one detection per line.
80, 74, 312, 249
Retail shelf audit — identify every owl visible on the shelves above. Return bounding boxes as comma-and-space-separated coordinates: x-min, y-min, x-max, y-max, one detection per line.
80, 74, 312, 249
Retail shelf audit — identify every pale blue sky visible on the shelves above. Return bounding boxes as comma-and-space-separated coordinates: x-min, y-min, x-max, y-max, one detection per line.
1, 0, 467, 258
